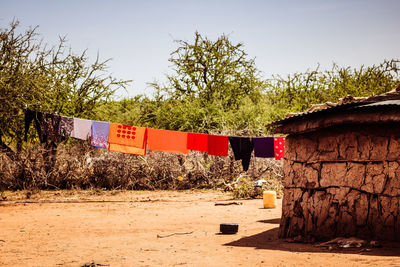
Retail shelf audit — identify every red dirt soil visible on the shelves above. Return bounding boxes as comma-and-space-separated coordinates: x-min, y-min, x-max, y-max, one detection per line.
0, 190, 399, 266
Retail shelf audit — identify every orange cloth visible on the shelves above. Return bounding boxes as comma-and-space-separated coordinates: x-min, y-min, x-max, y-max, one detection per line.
147, 128, 189, 154
107, 123, 147, 155
108, 143, 146, 155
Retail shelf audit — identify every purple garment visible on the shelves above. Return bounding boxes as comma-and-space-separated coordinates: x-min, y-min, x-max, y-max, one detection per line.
91, 121, 110, 149
253, 137, 274, 158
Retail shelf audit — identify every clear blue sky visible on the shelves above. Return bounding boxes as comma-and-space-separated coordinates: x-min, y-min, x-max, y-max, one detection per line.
1, 0, 399, 97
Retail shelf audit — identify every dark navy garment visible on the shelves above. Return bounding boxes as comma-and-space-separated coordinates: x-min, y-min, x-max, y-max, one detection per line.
228, 136, 254, 171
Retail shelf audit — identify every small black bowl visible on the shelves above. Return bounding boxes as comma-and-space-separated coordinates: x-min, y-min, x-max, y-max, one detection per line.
220, 223, 239, 234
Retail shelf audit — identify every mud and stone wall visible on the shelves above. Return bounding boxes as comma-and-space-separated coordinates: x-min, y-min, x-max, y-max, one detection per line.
279, 124, 400, 241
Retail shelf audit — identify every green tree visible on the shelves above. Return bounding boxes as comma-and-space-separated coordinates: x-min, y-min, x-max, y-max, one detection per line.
122, 32, 269, 134
266, 60, 400, 113
0, 20, 130, 154
165, 31, 265, 110
96, 32, 272, 135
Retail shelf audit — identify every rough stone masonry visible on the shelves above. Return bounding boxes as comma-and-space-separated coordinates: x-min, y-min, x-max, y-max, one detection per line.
279, 123, 400, 241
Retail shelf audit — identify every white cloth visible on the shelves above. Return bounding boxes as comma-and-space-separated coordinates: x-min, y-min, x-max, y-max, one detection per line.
254, 179, 267, 187
72, 118, 92, 140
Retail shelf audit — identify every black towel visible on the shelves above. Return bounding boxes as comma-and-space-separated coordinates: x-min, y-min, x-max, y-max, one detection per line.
24, 110, 42, 142
228, 136, 254, 171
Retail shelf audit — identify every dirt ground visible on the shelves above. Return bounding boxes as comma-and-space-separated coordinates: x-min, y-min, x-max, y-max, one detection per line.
0, 190, 399, 267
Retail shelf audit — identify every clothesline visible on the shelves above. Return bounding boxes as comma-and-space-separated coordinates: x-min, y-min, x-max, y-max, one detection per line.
24, 110, 286, 171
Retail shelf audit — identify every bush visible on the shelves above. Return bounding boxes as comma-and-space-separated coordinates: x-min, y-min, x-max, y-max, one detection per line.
0, 142, 283, 191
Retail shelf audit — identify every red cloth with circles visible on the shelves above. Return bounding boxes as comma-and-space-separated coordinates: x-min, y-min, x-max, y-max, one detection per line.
108, 123, 147, 155
274, 137, 285, 160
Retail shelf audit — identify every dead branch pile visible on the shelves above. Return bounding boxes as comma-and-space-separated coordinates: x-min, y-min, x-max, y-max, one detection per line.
0, 141, 283, 191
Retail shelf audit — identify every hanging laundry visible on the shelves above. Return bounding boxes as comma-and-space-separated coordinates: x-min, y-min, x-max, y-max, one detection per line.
253, 137, 274, 158
71, 118, 92, 140
40, 113, 63, 143
60, 116, 74, 137
187, 132, 208, 152
91, 121, 110, 149
147, 128, 189, 154
274, 137, 286, 160
109, 143, 147, 155
24, 110, 63, 143
108, 123, 147, 155
24, 109, 42, 142
228, 136, 254, 171
207, 134, 229, 156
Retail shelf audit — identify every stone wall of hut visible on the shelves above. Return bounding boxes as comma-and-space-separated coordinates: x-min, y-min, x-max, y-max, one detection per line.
279, 124, 400, 241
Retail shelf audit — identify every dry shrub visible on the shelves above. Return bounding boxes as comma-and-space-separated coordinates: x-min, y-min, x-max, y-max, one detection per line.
0, 142, 283, 191
230, 174, 284, 199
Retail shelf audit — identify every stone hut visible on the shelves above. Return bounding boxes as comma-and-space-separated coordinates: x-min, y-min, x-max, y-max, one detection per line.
270, 89, 400, 241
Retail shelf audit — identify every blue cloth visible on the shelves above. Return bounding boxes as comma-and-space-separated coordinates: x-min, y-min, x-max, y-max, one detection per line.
91, 121, 110, 149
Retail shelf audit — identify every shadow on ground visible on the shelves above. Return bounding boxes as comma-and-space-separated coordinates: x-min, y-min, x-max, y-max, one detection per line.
257, 218, 281, 224
225, 218, 400, 257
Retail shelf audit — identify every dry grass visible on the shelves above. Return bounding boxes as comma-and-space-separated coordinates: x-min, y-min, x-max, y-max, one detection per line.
0, 142, 283, 193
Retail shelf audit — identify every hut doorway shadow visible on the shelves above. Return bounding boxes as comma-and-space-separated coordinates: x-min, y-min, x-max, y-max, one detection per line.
224, 222, 400, 257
